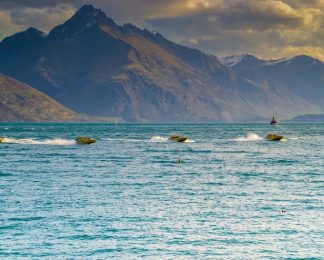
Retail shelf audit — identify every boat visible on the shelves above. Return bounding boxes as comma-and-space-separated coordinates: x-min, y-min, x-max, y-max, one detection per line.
168, 135, 188, 142
266, 134, 284, 141
270, 116, 277, 125
0, 137, 4, 143
75, 136, 96, 144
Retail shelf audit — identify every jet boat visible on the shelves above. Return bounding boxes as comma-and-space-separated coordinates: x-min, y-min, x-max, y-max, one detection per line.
168, 135, 188, 142
76, 136, 96, 144
266, 134, 284, 141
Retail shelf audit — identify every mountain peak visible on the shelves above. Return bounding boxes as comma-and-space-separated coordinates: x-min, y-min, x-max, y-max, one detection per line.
48, 4, 114, 41
75, 4, 106, 20
0, 26, 45, 48
2, 26, 45, 40
220, 54, 259, 67
78, 4, 96, 12
291, 55, 320, 64
25, 27, 44, 34
241, 54, 259, 61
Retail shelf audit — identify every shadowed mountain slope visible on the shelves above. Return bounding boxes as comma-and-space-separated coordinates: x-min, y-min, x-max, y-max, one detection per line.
0, 74, 86, 122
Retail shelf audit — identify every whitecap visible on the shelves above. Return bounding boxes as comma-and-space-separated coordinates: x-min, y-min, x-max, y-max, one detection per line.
149, 136, 169, 142
235, 133, 263, 142
1, 138, 75, 145
184, 139, 196, 143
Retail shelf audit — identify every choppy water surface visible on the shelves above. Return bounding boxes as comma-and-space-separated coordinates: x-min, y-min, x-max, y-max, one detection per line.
0, 123, 323, 259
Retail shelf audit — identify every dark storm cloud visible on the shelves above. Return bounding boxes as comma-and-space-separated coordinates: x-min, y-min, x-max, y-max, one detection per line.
0, 0, 324, 60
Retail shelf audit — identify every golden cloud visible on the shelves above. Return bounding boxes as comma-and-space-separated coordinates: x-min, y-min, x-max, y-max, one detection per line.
271, 46, 324, 61
0, 10, 23, 37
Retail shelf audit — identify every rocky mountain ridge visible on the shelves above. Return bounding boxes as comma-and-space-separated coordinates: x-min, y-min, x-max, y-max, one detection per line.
0, 4, 322, 122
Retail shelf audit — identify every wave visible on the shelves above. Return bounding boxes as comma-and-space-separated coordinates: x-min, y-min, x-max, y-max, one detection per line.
1, 138, 75, 145
235, 133, 263, 142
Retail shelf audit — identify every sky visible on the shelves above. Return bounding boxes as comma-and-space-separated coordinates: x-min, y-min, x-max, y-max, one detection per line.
1, 0, 324, 61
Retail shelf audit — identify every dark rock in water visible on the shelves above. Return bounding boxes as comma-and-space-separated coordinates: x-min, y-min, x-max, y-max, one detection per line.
76, 136, 96, 144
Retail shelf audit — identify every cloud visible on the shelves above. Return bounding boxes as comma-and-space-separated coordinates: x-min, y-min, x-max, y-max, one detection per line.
147, 0, 308, 35
0, 0, 324, 60
0, 2, 76, 38
189, 38, 199, 45
9, 4, 76, 32
212, 0, 304, 31
0, 10, 24, 37
146, 0, 324, 60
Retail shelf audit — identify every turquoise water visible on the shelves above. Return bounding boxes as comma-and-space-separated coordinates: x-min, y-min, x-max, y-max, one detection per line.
0, 123, 323, 259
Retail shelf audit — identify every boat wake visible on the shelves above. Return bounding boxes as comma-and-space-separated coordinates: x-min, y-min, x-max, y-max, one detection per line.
149, 136, 196, 143
149, 136, 169, 142
235, 133, 263, 142
184, 139, 196, 143
106, 138, 142, 142
1, 138, 75, 145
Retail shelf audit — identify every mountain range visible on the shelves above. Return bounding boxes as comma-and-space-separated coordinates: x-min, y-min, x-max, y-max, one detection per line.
220, 54, 324, 111
0, 4, 323, 122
